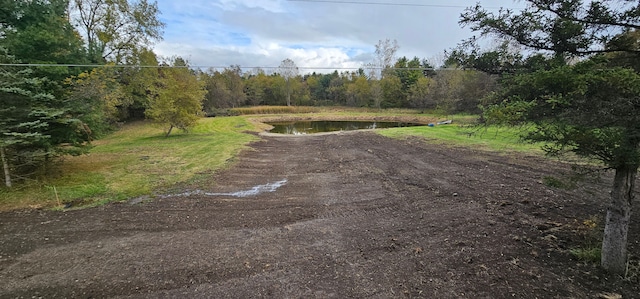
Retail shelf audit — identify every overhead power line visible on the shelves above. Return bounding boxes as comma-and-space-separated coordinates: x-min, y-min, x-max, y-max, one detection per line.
0, 63, 451, 70
286, 0, 516, 9
0, 63, 189, 68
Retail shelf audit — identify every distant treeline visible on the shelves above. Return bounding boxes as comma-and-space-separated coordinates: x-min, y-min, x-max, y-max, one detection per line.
200, 60, 497, 116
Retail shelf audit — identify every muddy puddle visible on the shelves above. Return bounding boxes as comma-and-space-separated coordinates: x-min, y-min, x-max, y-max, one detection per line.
159, 179, 288, 199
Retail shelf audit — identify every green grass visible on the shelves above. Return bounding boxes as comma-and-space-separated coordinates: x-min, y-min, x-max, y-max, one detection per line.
570, 246, 602, 263
0, 117, 261, 210
379, 124, 544, 154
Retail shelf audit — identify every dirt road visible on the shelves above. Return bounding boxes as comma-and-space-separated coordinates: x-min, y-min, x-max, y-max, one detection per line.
1, 132, 638, 298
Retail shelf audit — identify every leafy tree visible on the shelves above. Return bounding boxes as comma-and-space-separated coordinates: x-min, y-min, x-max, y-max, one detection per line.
370, 80, 383, 110
304, 75, 322, 104
116, 47, 160, 119
408, 77, 434, 112
71, 0, 165, 63
202, 70, 232, 113
278, 58, 298, 106
380, 75, 404, 108
64, 67, 124, 136
146, 58, 205, 137
223, 65, 247, 108
463, 0, 640, 274
327, 74, 347, 105
290, 78, 310, 106
346, 76, 370, 107
244, 70, 268, 106
429, 69, 464, 114
455, 70, 497, 113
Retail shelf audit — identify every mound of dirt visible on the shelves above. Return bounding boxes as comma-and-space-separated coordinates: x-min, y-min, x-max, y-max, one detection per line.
1, 132, 638, 298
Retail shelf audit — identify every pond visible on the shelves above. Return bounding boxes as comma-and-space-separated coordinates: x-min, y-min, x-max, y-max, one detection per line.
267, 120, 424, 135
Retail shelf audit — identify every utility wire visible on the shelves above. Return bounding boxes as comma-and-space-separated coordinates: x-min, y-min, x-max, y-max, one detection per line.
286, 0, 518, 9
0, 63, 466, 71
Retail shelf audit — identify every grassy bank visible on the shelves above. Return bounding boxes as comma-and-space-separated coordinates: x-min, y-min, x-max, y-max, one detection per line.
379, 124, 543, 154
0, 117, 261, 210
242, 106, 478, 125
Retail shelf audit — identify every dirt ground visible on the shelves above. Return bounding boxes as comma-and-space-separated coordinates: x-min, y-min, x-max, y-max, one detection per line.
1, 131, 639, 298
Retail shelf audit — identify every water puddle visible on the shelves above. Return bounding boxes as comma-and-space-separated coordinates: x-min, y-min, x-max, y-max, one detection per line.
160, 179, 288, 198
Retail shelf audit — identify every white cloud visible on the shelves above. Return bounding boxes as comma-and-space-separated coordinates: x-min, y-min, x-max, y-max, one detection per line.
153, 0, 521, 73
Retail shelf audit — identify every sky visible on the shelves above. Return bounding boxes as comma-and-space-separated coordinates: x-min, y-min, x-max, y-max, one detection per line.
152, 0, 523, 74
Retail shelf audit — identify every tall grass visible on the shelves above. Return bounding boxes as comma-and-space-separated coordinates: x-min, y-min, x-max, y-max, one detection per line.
0, 117, 261, 210
231, 106, 320, 115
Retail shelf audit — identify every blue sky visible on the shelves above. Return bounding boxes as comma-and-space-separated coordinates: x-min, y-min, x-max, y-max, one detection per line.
152, 0, 522, 73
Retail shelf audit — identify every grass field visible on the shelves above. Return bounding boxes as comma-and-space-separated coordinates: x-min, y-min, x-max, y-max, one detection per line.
379, 124, 543, 154
0, 108, 542, 210
0, 117, 262, 210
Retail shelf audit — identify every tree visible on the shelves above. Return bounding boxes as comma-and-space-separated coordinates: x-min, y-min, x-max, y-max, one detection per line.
223, 65, 247, 108
370, 80, 383, 110
345, 76, 370, 107
1, 0, 86, 66
374, 38, 399, 79
380, 75, 404, 108
394, 56, 423, 91
327, 74, 346, 105
278, 58, 298, 106
65, 67, 124, 136
117, 47, 160, 119
146, 58, 205, 137
461, 1, 640, 60
71, 0, 165, 63
244, 69, 267, 106
202, 70, 232, 113
463, 0, 640, 274
0, 0, 87, 97
408, 77, 434, 112
0, 48, 89, 187
428, 69, 464, 114
445, 40, 528, 75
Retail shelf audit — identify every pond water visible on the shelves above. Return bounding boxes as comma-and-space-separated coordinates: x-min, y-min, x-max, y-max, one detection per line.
267, 120, 424, 135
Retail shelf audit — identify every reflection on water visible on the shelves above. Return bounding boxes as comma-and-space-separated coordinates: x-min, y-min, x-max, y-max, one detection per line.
267, 121, 423, 134
161, 179, 288, 198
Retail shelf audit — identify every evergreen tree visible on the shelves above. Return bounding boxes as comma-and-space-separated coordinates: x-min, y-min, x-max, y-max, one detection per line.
463, 0, 640, 274
0, 49, 89, 187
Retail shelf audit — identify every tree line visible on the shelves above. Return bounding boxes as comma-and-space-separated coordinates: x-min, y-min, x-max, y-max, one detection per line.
200, 58, 496, 115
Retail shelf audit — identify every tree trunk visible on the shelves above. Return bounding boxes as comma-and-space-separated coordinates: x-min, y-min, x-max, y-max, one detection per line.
286, 78, 291, 106
165, 125, 174, 137
601, 164, 637, 274
1, 146, 12, 188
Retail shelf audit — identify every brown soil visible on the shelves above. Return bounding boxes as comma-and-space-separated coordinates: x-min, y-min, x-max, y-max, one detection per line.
1, 131, 639, 298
